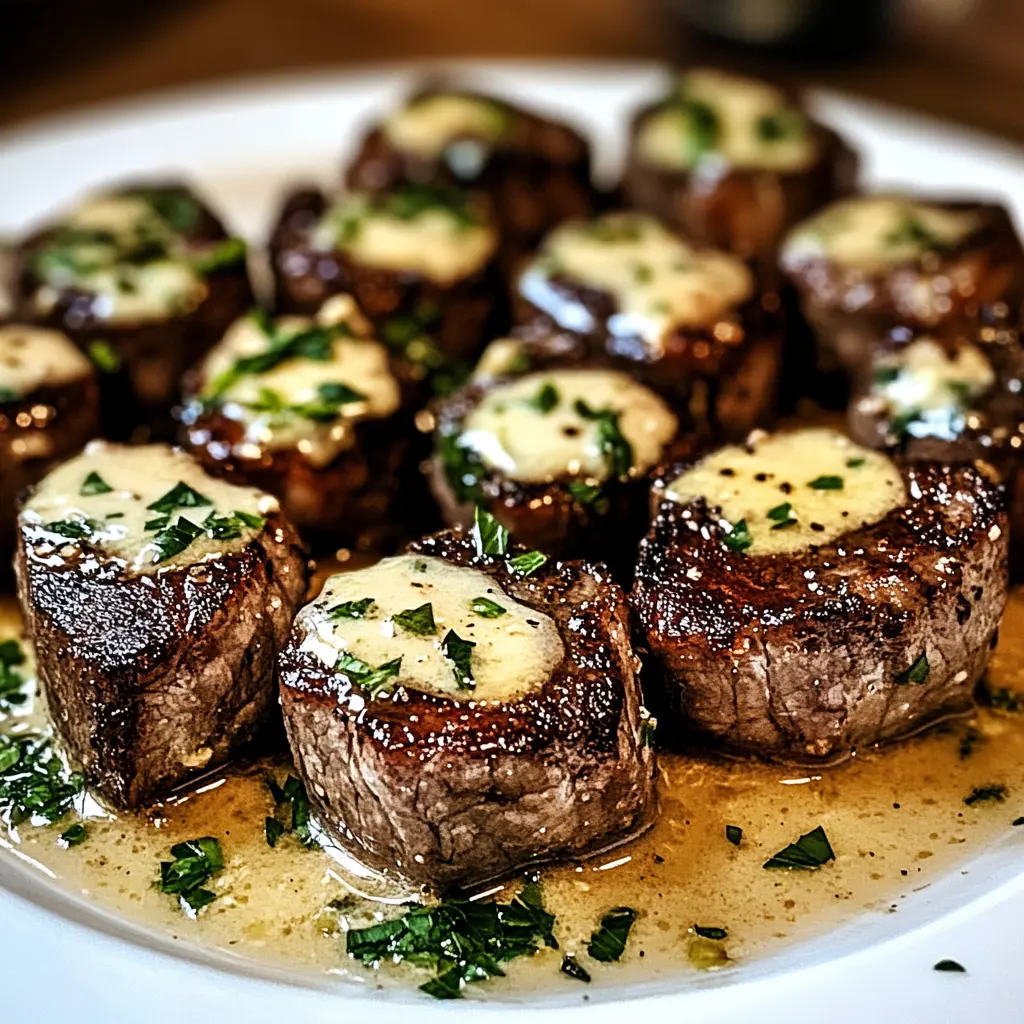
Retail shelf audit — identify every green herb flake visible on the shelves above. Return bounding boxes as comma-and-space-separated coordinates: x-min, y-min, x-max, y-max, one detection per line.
978, 683, 1022, 713
574, 399, 633, 479
763, 825, 835, 870
587, 906, 638, 963
80, 471, 113, 496
964, 784, 1007, 806
725, 824, 743, 847
0, 734, 83, 826
335, 652, 403, 697
0, 639, 28, 714
934, 959, 966, 973
846, 457, 866, 468
438, 432, 484, 504
807, 475, 843, 491
147, 481, 213, 515
767, 501, 797, 529
328, 598, 376, 621
87, 340, 122, 374
157, 836, 224, 915
442, 630, 476, 690
59, 823, 88, 847
471, 506, 509, 557
470, 596, 506, 618
264, 816, 285, 848
392, 602, 437, 637
722, 519, 752, 553
41, 517, 101, 540
894, 653, 930, 686
672, 96, 720, 163
560, 954, 591, 983
527, 381, 560, 414
0, 387, 18, 404
507, 550, 548, 578
694, 924, 727, 940
192, 236, 247, 275
566, 480, 607, 511
266, 775, 313, 846
149, 516, 204, 563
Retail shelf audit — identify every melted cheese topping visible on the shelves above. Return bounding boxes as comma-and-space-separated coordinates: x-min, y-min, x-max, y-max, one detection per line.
460, 369, 678, 484
381, 93, 510, 158
199, 296, 401, 468
299, 555, 564, 701
21, 442, 275, 574
472, 337, 529, 379
665, 428, 906, 556
313, 192, 497, 286
875, 338, 995, 413
782, 196, 982, 272
519, 213, 753, 352
30, 192, 209, 324
637, 68, 817, 173
0, 325, 92, 399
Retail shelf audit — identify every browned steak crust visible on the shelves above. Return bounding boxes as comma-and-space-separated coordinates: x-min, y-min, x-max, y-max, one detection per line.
632, 459, 1009, 760
15, 511, 309, 808
279, 529, 656, 889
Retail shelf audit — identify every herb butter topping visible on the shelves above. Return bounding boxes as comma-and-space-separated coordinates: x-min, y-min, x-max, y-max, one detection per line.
457, 369, 677, 485
0, 325, 92, 401
22, 442, 275, 573
665, 427, 906, 556
197, 296, 401, 468
28, 187, 246, 325
381, 92, 511, 158
299, 555, 564, 701
868, 337, 995, 442
519, 213, 753, 352
782, 196, 982, 272
312, 184, 497, 286
636, 68, 816, 173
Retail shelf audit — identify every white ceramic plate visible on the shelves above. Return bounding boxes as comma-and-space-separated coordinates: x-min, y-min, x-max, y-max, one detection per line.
3, 61, 1024, 1024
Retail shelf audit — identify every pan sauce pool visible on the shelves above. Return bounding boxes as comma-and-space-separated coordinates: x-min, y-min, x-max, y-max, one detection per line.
2, 587, 1024, 998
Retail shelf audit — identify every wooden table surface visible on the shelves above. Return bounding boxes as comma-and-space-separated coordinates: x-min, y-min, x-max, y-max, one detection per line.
3, 0, 1024, 145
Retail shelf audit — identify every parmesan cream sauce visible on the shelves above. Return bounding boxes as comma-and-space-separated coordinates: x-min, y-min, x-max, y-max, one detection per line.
0, 325, 92, 398
382, 93, 510, 158
4, 567, 1024, 998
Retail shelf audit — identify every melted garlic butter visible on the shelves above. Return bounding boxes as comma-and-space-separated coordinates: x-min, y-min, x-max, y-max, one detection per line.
313, 192, 497, 286
200, 296, 401, 468
873, 338, 995, 413
666, 428, 906, 556
382, 93, 509, 157
7, 582, 1024, 997
460, 369, 678, 484
21, 442, 275, 573
637, 67, 817, 173
782, 196, 982, 272
519, 213, 753, 350
299, 555, 564, 701
0, 325, 92, 399
32, 193, 207, 324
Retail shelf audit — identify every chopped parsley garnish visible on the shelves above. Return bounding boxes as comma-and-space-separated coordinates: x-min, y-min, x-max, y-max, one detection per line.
722, 519, 752, 553
266, 774, 313, 846
725, 824, 743, 847
566, 480, 607, 511
694, 924, 727, 940
149, 516, 204, 563
574, 399, 634, 479
846, 457, 866, 468
527, 381, 559, 414
0, 639, 28, 714
157, 836, 224, 915
147, 481, 213, 515
192, 236, 247, 275
763, 825, 835, 870
327, 598, 376, 621
978, 683, 1021, 713
0, 733, 83, 826
587, 906, 638, 962
335, 651, 403, 697
767, 501, 797, 529
755, 109, 806, 142
290, 381, 367, 422
671, 96, 719, 162
345, 883, 556, 1000
393, 602, 437, 637
807, 475, 843, 491
894, 653, 930, 686
507, 550, 548, 577
560, 955, 591, 983
470, 596, 506, 618
439, 431, 484, 504
80, 471, 113, 496
59, 823, 88, 847
0, 387, 17, 404
132, 186, 201, 233
442, 630, 476, 690
933, 959, 966, 973
379, 183, 480, 230
885, 214, 944, 252
964, 784, 1007, 806
471, 506, 509, 557
41, 517, 102, 540
87, 340, 122, 373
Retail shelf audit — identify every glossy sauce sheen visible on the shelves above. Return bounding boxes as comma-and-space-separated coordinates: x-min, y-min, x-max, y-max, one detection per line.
4, 581, 1024, 997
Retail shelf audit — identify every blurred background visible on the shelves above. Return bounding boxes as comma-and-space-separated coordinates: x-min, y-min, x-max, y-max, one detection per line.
1, 0, 1021, 139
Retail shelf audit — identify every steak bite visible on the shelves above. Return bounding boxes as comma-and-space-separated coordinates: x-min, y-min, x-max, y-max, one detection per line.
12, 183, 253, 438
279, 526, 656, 889
269, 183, 500, 369
0, 324, 100, 569
622, 68, 857, 264
512, 211, 784, 438
15, 443, 308, 808
632, 426, 1008, 760
780, 195, 1024, 379
429, 367, 680, 564
345, 85, 594, 270
180, 295, 412, 546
